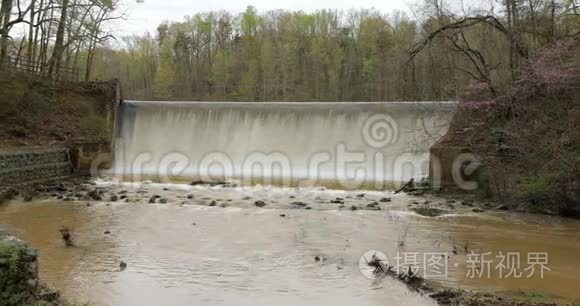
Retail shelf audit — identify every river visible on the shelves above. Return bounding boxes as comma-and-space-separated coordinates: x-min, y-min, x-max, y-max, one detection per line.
0, 183, 579, 305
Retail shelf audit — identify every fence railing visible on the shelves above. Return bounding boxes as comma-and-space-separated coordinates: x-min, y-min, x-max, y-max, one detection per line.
0, 56, 79, 81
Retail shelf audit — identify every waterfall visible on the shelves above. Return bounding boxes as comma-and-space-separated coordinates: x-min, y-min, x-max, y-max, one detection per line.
113, 101, 456, 189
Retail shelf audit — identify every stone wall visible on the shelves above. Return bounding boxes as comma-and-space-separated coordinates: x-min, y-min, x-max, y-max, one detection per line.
0, 232, 61, 306
0, 148, 72, 187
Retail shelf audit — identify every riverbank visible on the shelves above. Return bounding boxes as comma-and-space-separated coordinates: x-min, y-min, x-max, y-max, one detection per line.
1, 177, 578, 305
431, 37, 580, 220
0, 231, 65, 305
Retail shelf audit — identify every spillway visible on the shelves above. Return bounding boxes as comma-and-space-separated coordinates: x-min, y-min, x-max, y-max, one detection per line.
112, 101, 456, 189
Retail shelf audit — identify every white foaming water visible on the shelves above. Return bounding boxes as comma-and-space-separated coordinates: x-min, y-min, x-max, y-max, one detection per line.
113, 101, 456, 188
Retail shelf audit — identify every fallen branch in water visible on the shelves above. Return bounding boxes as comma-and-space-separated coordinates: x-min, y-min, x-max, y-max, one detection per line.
59, 227, 74, 247
395, 179, 416, 194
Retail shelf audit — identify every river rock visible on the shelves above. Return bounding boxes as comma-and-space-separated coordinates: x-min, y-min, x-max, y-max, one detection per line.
380, 197, 392, 203
87, 189, 102, 201
148, 197, 156, 204
191, 180, 227, 187
159, 198, 168, 204
110, 195, 119, 202
461, 200, 474, 207
254, 201, 267, 207
412, 207, 445, 217
0, 231, 63, 305
290, 201, 308, 207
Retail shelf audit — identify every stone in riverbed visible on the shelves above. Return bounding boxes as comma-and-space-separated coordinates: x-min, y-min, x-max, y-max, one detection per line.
412, 207, 445, 217
380, 197, 392, 203
461, 200, 474, 207
159, 198, 168, 204
254, 201, 267, 207
472, 208, 485, 213
191, 180, 227, 187
209, 201, 218, 207
110, 195, 119, 202
87, 189, 102, 201
148, 197, 156, 204
290, 201, 308, 207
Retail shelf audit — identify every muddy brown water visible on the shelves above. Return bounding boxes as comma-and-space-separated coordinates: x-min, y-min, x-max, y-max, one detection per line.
1, 184, 579, 305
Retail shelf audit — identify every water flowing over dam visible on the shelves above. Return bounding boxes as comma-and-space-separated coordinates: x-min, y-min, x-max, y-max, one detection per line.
113, 101, 456, 188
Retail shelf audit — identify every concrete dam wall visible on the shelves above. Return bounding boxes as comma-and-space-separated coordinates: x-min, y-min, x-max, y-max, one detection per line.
113, 101, 456, 189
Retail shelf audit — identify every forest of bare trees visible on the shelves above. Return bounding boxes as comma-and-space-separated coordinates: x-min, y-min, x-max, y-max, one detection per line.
0, 0, 120, 80
94, 0, 579, 101
1, 0, 578, 99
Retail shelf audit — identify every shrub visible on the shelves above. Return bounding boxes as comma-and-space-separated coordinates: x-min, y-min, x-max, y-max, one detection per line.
79, 115, 109, 140
517, 175, 564, 213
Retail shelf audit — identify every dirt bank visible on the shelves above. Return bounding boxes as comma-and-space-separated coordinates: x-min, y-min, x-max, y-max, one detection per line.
0, 71, 118, 147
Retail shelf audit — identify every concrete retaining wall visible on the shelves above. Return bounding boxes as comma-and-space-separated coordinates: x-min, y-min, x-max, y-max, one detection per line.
69, 142, 113, 176
0, 148, 72, 186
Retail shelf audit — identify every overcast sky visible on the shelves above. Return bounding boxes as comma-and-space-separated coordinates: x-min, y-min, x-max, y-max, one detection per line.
115, 0, 413, 36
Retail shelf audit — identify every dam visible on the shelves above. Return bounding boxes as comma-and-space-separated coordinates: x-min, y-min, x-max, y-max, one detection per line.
112, 101, 456, 188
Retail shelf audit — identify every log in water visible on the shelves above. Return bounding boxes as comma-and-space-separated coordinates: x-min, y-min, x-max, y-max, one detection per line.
113, 101, 456, 188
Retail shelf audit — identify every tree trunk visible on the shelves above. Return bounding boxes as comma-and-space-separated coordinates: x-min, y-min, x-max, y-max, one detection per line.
49, 0, 69, 76
27, 0, 35, 65
0, 0, 13, 65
